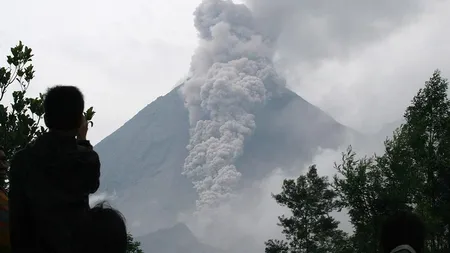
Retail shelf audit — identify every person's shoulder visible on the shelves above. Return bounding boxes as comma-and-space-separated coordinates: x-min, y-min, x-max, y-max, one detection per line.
10, 143, 38, 172
76, 140, 98, 156
11, 149, 26, 163
76, 140, 93, 149
12, 143, 35, 160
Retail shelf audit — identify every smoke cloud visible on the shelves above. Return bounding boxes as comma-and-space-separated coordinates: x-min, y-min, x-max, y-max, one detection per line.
243, 0, 434, 132
89, 191, 117, 207
181, 0, 285, 211
245, 0, 425, 67
180, 0, 426, 211
181, 146, 357, 253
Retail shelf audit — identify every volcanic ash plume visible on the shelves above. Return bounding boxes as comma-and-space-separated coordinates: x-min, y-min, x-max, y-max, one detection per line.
181, 0, 285, 211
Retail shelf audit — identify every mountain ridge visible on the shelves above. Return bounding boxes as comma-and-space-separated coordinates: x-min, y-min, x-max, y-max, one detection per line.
94, 84, 354, 236
137, 223, 223, 253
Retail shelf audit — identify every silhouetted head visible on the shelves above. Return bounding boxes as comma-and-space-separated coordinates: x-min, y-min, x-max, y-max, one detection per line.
44, 85, 84, 132
380, 211, 426, 253
87, 202, 128, 253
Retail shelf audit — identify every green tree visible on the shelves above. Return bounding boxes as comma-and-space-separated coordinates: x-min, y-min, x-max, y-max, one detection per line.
332, 146, 413, 253
0, 41, 45, 155
267, 70, 450, 253
331, 70, 450, 253
0, 41, 45, 189
127, 233, 144, 253
265, 166, 351, 253
385, 70, 450, 252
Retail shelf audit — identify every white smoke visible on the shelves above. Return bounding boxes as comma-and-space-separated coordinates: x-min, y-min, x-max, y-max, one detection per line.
181, 147, 354, 252
181, 0, 285, 211
89, 191, 117, 207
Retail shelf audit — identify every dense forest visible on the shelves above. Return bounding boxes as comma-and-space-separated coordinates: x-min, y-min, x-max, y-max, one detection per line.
266, 70, 450, 253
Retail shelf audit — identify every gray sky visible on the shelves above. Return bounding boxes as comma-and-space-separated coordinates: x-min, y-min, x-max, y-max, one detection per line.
1, 0, 449, 144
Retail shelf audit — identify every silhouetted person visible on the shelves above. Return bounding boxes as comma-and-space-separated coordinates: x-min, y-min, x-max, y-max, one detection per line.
0, 146, 11, 252
85, 202, 128, 253
9, 86, 100, 253
380, 211, 426, 253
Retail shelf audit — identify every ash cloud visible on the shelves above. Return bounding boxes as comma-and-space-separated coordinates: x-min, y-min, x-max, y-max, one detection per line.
177, 0, 436, 248
181, 0, 285, 211
89, 191, 117, 207
245, 0, 426, 67
180, 0, 433, 232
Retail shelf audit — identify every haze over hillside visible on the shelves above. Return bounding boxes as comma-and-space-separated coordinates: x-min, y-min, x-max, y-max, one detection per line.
137, 223, 222, 253
92, 0, 414, 252
94, 83, 354, 244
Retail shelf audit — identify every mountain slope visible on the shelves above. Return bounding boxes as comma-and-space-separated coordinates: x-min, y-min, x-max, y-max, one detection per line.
94, 85, 352, 235
137, 223, 221, 253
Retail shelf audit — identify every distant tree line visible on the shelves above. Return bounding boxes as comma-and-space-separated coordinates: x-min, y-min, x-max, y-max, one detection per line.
266, 70, 450, 253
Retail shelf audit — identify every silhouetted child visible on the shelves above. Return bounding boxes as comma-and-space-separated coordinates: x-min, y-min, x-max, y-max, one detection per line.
9, 86, 100, 253
85, 202, 128, 253
380, 211, 426, 253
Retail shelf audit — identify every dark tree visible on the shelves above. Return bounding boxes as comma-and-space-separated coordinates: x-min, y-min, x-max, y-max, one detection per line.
266, 166, 351, 253
127, 233, 144, 253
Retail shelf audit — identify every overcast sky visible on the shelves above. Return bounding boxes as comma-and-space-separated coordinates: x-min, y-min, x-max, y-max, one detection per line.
1, 0, 449, 144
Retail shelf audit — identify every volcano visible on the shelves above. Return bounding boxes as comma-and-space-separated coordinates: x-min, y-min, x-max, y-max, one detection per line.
137, 223, 222, 253
94, 84, 353, 236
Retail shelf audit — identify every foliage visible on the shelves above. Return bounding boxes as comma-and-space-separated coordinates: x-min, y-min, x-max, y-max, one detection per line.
127, 233, 144, 253
391, 70, 450, 252
0, 42, 45, 190
333, 70, 450, 253
0, 41, 44, 159
84, 106, 95, 127
265, 166, 351, 253
267, 70, 450, 253
333, 150, 384, 253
